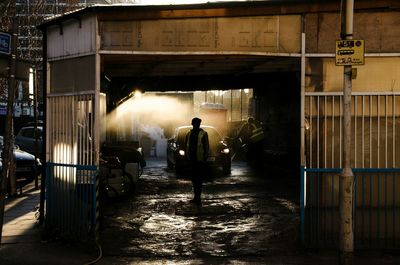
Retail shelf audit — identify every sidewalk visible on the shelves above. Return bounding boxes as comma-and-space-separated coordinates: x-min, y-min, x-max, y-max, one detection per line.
0, 181, 96, 265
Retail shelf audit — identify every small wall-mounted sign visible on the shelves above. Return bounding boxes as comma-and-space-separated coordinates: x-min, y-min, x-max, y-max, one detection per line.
335, 39, 365, 66
0, 32, 11, 56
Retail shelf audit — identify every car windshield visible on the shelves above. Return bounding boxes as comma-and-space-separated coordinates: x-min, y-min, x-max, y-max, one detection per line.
177, 126, 222, 149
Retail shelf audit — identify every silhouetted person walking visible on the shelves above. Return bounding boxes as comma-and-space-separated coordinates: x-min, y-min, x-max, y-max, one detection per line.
185, 117, 209, 206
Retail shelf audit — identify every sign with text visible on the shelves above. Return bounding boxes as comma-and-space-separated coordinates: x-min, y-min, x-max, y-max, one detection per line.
335, 39, 365, 66
0, 32, 11, 56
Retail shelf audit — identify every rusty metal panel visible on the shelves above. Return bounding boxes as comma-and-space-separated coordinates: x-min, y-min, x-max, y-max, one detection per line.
47, 15, 96, 60
305, 11, 400, 54
50, 56, 95, 93
100, 15, 301, 53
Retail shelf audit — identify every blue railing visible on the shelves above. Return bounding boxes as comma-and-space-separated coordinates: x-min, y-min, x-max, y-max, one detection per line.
46, 162, 98, 240
301, 167, 400, 249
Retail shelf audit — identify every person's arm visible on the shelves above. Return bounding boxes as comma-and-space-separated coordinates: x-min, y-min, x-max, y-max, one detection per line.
184, 131, 190, 159
202, 132, 209, 161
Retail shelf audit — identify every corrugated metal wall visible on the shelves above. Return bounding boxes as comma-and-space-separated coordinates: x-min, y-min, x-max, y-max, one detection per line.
47, 15, 96, 60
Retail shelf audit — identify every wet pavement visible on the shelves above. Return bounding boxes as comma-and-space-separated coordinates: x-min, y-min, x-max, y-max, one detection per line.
99, 158, 302, 264
2, 159, 400, 264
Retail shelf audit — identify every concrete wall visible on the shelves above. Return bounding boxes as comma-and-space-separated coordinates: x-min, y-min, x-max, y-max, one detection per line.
100, 15, 301, 53
306, 57, 400, 93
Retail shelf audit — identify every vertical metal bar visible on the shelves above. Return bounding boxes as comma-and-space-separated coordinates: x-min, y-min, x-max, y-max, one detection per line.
85, 99, 89, 165
369, 173, 373, 245
370, 96, 373, 168
362, 173, 365, 243
300, 32, 306, 244
79, 99, 82, 165
385, 95, 388, 168
56, 98, 60, 233
324, 96, 327, 168
331, 173, 335, 243
310, 97, 313, 168
310, 173, 313, 244
378, 95, 380, 167
71, 97, 75, 232
354, 173, 357, 243
393, 95, 396, 168
377, 171, 381, 242
393, 174, 396, 247
385, 172, 388, 246
46, 163, 49, 225
332, 96, 335, 168
355, 96, 357, 167
68, 98, 71, 233
317, 96, 320, 168
300, 32, 306, 169
393, 96, 396, 168
317, 172, 320, 244
92, 169, 97, 228
324, 172, 327, 242
362, 96, 365, 168
340, 96, 343, 168
90, 97, 93, 165
63, 97, 66, 233
62, 98, 66, 234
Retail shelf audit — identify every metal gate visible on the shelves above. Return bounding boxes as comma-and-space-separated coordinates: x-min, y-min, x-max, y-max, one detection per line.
301, 92, 400, 248
45, 93, 98, 240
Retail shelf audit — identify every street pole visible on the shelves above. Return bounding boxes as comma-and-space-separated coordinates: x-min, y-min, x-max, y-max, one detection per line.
339, 0, 354, 264
0, 21, 17, 246
33, 67, 39, 190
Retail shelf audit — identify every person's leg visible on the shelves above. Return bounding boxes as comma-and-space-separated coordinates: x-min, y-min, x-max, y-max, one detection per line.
191, 162, 203, 204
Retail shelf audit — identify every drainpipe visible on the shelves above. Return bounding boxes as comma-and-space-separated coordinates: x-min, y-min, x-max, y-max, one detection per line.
339, 0, 354, 264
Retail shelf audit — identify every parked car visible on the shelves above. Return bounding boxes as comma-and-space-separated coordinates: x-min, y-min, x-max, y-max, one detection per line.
99, 141, 146, 198
0, 136, 41, 182
167, 125, 231, 175
15, 125, 43, 159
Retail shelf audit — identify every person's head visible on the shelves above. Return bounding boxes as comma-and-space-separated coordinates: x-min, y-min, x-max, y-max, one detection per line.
247, 117, 254, 124
191, 117, 202, 129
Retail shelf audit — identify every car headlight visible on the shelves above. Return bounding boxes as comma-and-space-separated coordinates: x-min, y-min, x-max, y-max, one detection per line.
221, 148, 230, 154
178, 150, 185, 156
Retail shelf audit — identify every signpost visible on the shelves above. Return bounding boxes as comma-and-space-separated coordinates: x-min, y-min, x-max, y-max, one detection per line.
335, 39, 365, 66
0, 32, 11, 56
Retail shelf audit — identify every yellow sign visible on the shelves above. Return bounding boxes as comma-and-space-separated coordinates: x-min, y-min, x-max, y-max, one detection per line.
335, 39, 365, 66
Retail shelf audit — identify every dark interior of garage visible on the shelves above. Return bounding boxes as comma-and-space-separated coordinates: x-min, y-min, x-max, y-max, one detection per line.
100, 56, 301, 179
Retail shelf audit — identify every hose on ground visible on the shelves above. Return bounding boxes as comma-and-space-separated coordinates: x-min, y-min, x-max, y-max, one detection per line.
84, 240, 103, 265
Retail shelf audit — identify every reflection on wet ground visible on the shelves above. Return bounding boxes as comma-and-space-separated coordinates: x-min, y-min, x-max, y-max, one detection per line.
100, 159, 299, 262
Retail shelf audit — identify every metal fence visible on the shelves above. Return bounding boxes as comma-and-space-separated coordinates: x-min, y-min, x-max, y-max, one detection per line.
302, 92, 400, 248
301, 167, 400, 249
46, 162, 97, 240
46, 93, 98, 240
